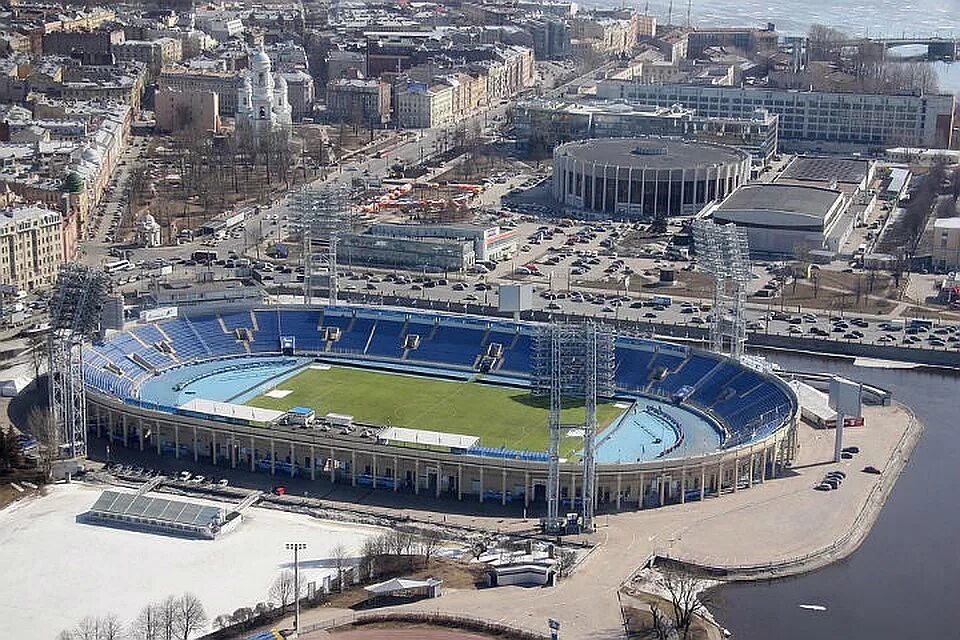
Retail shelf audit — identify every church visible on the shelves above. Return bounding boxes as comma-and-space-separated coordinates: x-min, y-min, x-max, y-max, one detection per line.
236, 46, 292, 137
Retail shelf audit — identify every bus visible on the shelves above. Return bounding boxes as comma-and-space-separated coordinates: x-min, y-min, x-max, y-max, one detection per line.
191, 250, 218, 264
104, 259, 130, 274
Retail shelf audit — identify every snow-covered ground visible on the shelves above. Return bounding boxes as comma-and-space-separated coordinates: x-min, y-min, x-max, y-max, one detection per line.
0, 483, 383, 638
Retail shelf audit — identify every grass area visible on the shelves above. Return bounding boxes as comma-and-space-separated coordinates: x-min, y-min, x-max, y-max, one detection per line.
247, 366, 624, 457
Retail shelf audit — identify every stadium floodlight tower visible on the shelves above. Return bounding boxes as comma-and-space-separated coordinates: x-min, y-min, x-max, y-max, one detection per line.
692, 219, 751, 360
532, 322, 616, 534
290, 185, 352, 305
47, 263, 109, 460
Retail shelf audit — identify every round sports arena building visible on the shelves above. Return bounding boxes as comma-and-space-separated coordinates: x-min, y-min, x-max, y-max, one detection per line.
552, 138, 751, 218
83, 305, 797, 511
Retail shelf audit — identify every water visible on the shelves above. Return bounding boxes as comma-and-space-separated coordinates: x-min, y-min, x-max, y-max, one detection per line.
715, 353, 960, 640
588, 0, 960, 92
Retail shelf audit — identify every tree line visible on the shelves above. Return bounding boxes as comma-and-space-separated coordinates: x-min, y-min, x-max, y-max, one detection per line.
57, 593, 207, 640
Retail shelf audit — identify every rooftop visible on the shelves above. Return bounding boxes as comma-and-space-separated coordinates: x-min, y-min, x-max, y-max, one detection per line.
716, 183, 842, 219
555, 137, 747, 167
781, 156, 870, 184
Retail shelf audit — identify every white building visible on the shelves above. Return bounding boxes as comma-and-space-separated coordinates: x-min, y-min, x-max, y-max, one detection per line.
396, 83, 453, 129
136, 213, 161, 247
932, 218, 960, 271
236, 47, 291, 139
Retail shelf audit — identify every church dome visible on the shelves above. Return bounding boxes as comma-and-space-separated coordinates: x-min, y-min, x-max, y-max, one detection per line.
250, 46, 271, 72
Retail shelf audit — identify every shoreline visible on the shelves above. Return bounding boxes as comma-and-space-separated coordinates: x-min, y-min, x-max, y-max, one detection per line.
652, 402, 923, 582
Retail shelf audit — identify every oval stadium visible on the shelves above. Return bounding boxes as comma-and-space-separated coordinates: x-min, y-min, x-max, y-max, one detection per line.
83, 305, 798, 510
552, 137, 751, 218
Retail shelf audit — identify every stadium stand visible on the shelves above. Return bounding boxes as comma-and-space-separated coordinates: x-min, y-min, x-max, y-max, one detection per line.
83, 306, 795, 452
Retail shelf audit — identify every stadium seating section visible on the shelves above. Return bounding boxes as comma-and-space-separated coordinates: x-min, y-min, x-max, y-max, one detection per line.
84, 306, 795, 447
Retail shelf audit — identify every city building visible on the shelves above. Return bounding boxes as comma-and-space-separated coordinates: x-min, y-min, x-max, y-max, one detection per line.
595, 80, 956, 149
552, 138, 751, 218
159, 67, 241, 116
41, 27, 124, 64
326, 77, 391, 127
685, 26, 779, 58
516, 99, 779, 164
396, 82, 453, 129
932, 218, 960, 271
155, 88, 220, 134
280, 71, 314, 122
135, 212, 161, 248
112, 37, 182, 76
0, 204, 64, 292
709, 183, 852, 257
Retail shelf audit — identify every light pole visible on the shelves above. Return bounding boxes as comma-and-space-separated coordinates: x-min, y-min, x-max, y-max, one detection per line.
285, 542, 307, 635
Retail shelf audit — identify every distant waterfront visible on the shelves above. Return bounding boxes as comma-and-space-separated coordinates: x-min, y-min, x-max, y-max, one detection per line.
591, 0, 960, 92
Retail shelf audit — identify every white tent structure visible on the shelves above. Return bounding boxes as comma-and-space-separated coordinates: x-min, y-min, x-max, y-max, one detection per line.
364, 577, 442, 600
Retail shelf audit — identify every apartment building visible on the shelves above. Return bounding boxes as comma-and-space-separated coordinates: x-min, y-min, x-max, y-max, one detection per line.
0, 205, 63, 292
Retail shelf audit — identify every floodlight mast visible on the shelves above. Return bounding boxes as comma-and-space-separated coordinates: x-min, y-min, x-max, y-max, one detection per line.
692, 219, 751, 359
46, 264, 109, 460
292, 186, 351, 305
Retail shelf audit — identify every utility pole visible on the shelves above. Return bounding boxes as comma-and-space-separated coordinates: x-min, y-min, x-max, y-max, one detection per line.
285, 542, 307, 635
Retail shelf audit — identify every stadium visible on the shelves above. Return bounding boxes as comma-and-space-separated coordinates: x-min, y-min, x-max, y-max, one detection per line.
82, 305, 798, 510
552, 138, 751, 218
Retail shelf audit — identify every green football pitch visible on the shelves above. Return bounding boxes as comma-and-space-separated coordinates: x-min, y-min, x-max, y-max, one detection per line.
247, 366, 624, 456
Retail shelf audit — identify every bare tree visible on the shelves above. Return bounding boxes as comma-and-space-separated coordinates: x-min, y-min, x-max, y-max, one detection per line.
230, 607, 254, 626
212, 614, 232, 631
649, 600, 671, 640
26, 404, 58, 480
99, 615, 123, 640
418, 530, 442, 567
555, 549, 578, 578
269, 569, 302, 611
331, 543, 349, 593
173, 593, 207, 640
657, 567, 710, 640
131, 602, 163, 640
68, 615, 122, 640
158, 595, 178, 640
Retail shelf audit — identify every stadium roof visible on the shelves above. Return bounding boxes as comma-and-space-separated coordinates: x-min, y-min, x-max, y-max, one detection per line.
379, 426, 479, 450
713, 184, 843, 229
88, 490, 223, 527
178, 398, 284, 424
555, 138, 746, 168
781, 156, 870, 184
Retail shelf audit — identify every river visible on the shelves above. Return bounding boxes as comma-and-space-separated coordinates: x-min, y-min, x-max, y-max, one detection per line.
713, 354, 960, 639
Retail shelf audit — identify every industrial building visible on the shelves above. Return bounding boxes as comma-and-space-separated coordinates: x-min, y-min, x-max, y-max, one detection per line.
552, 138, 751, 218
709, 183, 851, 257
932, 218, 960, 271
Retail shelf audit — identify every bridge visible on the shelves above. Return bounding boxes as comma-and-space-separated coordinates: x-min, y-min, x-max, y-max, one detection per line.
836, 36, 960, 61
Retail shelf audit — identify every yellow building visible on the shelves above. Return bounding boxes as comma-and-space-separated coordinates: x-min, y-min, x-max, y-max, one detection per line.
0, 205, 64, 292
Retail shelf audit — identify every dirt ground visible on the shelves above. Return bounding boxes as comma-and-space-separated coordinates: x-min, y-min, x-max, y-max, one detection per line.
331, 627, 502, 640
325, 559, 487, 611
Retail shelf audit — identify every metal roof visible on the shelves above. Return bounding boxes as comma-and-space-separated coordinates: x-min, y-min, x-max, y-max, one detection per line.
88, 490, 223, 527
